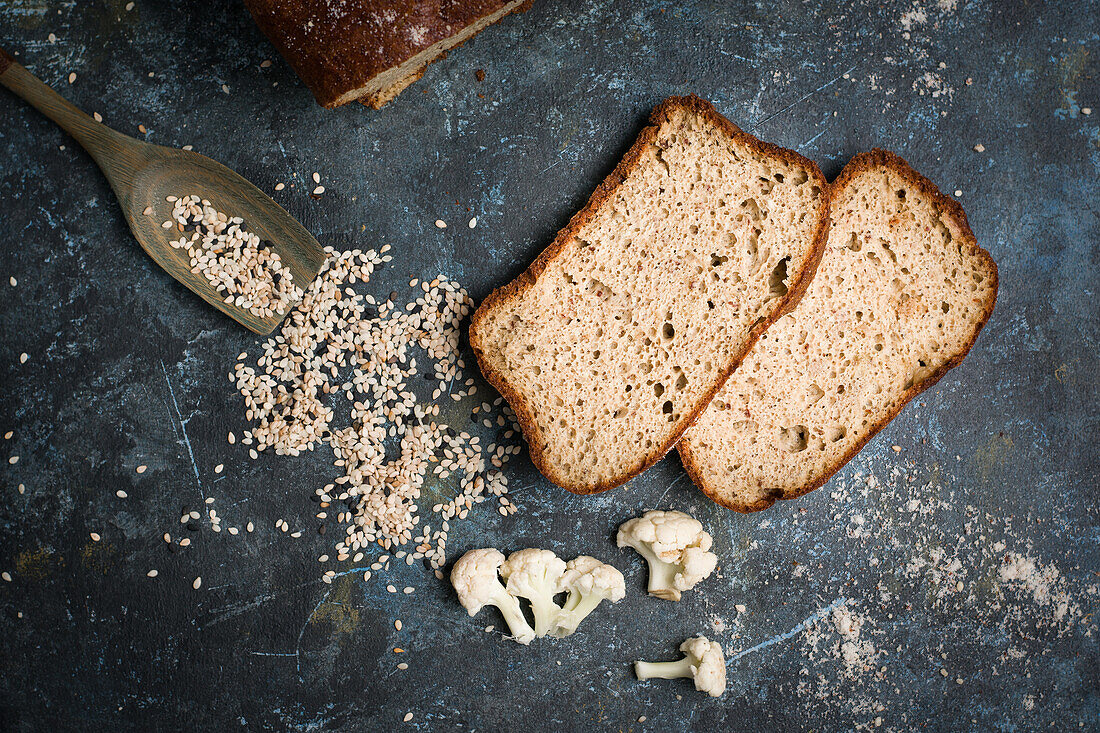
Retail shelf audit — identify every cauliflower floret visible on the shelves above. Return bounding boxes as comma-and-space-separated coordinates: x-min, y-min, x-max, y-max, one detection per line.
551, 556, 625, 637
500, 548, 568, 637
634, 635, 727, 697
617, 510, 718, 600
451, 548, 536, 645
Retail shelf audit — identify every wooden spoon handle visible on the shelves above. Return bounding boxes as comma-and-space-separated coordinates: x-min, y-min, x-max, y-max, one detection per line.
0, 45, 137, 178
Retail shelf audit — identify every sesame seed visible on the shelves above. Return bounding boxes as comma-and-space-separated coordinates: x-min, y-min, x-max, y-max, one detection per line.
8, 456, 18, 464
116, 490, 128, 498
193, 576, 202, 590
394, 619, 402, 630
180, 538, 191, 547
214, 464, 224, 474
403, 713, 413, 723
312, 185, 325, 196
228, 432, 236, 444
274, 183, 284, 191
19, 353, 28, 363
125, 2, 134, 10
138, 124, 147, 134
90, 532, 101, 542
1, 572, 11, 582
247, 522, 254, 532
402, 586, 414, 594
147, 569, 158, 578
68, 72, 76, 84
434, 219, 447, 229
136, 465, 147, 473
397, 662, 408, 670
387, 585, 396, 593
260, 59, 273, 69
312, 172, 320, 183
8, 276, 15, 286
468, 217, 477, 228
3, 432, 10, 439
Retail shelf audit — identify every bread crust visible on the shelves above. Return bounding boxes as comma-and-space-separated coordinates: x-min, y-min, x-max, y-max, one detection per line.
678, 148, 1000, 512
243, 0, 533, 109
469, 95, 831, 495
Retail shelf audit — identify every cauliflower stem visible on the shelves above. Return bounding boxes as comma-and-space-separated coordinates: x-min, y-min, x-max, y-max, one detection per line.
634, 657, 695, 681
632, 543, 686, 601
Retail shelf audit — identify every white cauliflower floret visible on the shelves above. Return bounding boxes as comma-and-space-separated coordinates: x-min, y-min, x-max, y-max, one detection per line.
451, 548, 536, 645
634, 635, 727, 697
551, 556, 625, 637
617, 510, 718, 600
500, 548, 568, 637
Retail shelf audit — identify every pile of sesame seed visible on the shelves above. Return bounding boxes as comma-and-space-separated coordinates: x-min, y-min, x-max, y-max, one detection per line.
231, 244, 522, 576
166, 195, 303, 318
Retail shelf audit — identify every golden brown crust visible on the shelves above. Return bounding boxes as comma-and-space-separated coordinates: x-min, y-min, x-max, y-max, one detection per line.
469, 95, 831, 495
678, 148, 1000, 513
243, 0, 532, 108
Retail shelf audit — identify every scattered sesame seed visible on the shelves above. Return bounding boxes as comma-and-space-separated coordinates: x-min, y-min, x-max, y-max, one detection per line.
93, 112, 103, 122
8, 277, 15, 286
180, 538, 191, 547
274, 183, 284, 191
222, 84, 230, 94
434, 219, 447, 228
260, 59, 273, 69
68, 72, 76, 84
227, 432, 236, 444
387, 585, 396, 593
193, 576, 202, 590
397, 662, 408, 670
142, 206, 153, 216
90, 532, 101, 542
1083, 107, 1092, 115
402, 586, 414, 594
954, 190, 962, 197
116, 490, 128, 498
19, 353, 28, 364
1, 572, 11, 582
247, 521, 254, 533
3, 432, 11, 439
312, 172, 320, 183
125, 2, 134, 10
468, 217, 477, 229
403, 713, 413, 723
136, 465, 147, 473
639, 716, 646, 723
973, 143, 985, 153
163, 533, 171, 543
138, 124, 147, 134
8, 456, 18, 464
214, 464, 224, 474
147, 569, 158, 578
312, 185, 325, 196
394, 619, 402, 630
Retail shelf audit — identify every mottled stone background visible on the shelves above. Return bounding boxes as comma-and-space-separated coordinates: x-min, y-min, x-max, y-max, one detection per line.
1, 1, 1097, 730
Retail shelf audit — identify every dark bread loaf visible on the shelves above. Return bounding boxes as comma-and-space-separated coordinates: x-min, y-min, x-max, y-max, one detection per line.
244, 0, 532, 109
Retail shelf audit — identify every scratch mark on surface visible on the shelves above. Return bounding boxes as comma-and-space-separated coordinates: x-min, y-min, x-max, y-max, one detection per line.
295, 587, 335, 678
161, 360, 205, 500
750, 64, 858, 132
655, 474, 688, 507
730, 597, 848, 662
799, 128, 828, 151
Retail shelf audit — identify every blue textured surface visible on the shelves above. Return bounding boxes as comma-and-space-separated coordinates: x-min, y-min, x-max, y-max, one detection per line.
1, 1, 1098, 730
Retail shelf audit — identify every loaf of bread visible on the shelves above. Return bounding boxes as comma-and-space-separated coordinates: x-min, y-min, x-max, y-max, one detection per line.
679, 150, 998, 511
243, 0, 532, 109
470, 96, 830, 494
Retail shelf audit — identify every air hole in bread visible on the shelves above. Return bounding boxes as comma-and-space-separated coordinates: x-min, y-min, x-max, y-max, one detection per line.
896, 189, 906, 199
675, 373, 689, 391
774, 173, 785, 183
847, 233, 861, 252
805, 384, 825, 404
768, 257, 790, 299
778, 425, 809, 452
662, 400, 674, 415
711, 253, 729, 267
707, 300, 715, 310
662, 322, 675, 340
653, 383, 665, 398
826, 426, 847, 442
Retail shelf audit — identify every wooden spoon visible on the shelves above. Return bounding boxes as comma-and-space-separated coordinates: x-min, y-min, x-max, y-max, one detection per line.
0, 47, 326, 335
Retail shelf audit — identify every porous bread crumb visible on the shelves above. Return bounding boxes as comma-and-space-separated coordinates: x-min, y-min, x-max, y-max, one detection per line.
682, 151, 997, 511
473, 97, 827, 492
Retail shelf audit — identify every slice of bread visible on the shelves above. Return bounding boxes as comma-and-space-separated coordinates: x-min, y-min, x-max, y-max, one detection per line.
470, 96, 830, 494
244, 0, 532, 109
679, 150, 998, 511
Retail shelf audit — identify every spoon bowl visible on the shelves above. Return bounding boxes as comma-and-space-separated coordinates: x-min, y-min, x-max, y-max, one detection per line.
0, 46, 326, 334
